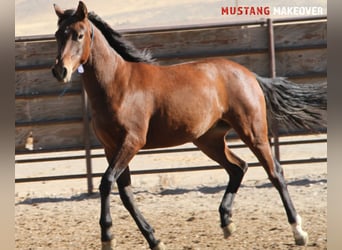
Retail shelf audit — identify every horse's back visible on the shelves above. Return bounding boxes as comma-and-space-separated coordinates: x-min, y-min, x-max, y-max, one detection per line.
164, 58, 266, 121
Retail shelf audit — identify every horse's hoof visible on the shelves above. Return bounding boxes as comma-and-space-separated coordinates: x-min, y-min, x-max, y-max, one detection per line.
152, 241, 166, 250
294, 231, 309, 246
101, 239, 116, 250
222, 222, 236, 239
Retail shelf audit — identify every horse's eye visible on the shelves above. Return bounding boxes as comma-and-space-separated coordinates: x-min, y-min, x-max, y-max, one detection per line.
78, 34, 84, 40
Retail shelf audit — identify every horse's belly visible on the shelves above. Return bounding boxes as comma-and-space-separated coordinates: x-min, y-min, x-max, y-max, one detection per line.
143, 130, 194, 149
143, 115, 216, 149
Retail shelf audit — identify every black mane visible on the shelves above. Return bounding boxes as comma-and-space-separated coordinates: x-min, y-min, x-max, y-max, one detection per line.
87, 11, 155, 63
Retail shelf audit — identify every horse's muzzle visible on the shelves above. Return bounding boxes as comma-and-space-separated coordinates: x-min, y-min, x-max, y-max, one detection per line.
51, 63, 69, 83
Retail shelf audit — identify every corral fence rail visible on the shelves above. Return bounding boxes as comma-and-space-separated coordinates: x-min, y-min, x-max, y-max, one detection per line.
15, 16, 327, 193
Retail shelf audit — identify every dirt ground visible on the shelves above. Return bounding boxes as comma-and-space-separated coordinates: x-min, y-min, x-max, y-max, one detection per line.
15, 135, 327, 250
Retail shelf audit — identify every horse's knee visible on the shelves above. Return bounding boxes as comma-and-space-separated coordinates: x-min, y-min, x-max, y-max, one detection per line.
99, 176, 113, 196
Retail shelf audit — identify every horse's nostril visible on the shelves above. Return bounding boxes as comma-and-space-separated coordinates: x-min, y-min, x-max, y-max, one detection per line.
62, 67, 67, 78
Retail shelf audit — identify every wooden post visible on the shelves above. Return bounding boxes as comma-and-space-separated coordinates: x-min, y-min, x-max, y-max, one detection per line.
267, 18, 280, 161
82, 85, 93, 194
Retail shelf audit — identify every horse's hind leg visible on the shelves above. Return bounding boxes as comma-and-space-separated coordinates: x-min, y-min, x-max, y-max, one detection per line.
193, 126, 248, 238
231, 117, 308, 246
116, 167, 165, 250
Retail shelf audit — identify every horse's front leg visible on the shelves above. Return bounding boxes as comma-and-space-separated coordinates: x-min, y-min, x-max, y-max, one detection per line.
99, 135, 143, 250
99, 166, 116, 249
117, 166, 165, 250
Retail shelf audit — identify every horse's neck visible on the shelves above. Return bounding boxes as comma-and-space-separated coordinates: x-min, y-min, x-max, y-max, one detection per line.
87, 28, 124, 84
82, 27, 128, 104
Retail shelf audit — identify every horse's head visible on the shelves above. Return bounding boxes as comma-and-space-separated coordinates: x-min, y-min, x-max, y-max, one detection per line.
52, 1, 93, 83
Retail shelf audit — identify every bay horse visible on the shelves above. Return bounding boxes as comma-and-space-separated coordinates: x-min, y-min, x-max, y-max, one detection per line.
52, 2, 326, 250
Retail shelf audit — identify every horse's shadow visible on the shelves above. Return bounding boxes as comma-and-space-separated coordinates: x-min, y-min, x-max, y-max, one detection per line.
254, 178, 327, 189
156, 178, 326, 195
16, 185, 227, 205
158, 185, 226, 195
16, 192, 100, 205
16, 177, 326, 205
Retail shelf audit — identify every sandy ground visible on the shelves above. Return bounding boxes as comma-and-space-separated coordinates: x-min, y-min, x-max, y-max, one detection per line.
15, 134, 327, 249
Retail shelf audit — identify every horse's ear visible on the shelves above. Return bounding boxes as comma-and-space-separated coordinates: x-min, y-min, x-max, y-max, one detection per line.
53, 3, 64, 18
75, 1, 88, 20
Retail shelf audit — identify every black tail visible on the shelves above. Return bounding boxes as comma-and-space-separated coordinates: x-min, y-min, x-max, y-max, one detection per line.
255, 74, 327, 132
